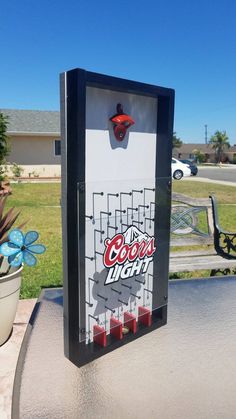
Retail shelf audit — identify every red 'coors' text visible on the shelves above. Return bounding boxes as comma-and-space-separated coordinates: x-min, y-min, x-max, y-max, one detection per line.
103, 234, 156, 268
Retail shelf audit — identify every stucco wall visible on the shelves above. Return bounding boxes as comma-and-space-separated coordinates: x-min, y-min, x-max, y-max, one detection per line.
5, 134, 61, 177
7, 135, 61, 165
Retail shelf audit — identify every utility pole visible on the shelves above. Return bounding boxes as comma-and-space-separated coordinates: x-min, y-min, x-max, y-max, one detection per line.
204, 124, 208, 144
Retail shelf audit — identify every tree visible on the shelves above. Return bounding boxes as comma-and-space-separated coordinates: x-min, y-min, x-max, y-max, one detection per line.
209, 130, 230, 163
0, 112, 11, 164
172, 132, 182, 149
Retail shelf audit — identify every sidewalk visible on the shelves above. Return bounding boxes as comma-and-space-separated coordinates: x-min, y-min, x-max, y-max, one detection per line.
0, 299, 36, 419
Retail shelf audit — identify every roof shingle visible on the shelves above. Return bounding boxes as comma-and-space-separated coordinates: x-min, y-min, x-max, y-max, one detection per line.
0, 109, 60, 134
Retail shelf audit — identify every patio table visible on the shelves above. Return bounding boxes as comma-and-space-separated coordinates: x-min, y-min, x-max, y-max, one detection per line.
12, 276, 236, 419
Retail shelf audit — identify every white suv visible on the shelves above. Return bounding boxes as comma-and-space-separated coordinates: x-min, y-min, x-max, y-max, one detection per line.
171, 158, 191, 180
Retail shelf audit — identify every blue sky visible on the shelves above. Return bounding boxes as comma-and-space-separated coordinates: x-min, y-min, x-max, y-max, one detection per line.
1, 0, 236, 144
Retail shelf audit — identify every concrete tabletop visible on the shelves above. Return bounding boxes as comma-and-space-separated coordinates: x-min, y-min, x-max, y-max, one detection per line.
12, 277, 236, 419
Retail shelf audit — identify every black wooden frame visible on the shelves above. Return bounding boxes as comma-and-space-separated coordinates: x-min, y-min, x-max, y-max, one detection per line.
60, 68, 174, 367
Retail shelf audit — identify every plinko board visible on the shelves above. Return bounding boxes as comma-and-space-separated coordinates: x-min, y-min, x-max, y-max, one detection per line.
60, 69, 174, 367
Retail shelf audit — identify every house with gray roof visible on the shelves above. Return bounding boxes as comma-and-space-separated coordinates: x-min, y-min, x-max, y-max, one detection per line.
3, 109, 236, 176
173, 142, 236, 163
1, 109, 61, 177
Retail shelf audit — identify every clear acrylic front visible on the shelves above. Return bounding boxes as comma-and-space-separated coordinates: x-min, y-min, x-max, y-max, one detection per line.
78, 178, 169, 345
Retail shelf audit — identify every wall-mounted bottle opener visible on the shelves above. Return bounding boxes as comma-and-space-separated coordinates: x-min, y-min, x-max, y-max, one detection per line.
110, 104, 135, 141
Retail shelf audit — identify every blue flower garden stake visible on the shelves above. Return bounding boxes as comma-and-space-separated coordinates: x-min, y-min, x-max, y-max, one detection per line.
0, 229, 46, 267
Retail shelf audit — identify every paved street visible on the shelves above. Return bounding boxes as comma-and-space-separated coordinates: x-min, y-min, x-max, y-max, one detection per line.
197, 166, 236, 183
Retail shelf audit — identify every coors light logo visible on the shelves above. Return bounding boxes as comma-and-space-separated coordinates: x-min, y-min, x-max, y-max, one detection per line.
103, 226, 156, 285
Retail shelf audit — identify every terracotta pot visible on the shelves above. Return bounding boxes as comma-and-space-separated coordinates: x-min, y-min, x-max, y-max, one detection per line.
0, 263, 23, 346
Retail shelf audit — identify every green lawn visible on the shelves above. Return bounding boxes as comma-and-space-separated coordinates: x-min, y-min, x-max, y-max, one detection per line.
172, 180, 236, 230
5, 181, 236, 298
171, 180, 236, 279
7, 184, 62, 298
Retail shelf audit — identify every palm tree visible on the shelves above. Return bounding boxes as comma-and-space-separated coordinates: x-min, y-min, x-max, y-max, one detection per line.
209, 130, 230, 163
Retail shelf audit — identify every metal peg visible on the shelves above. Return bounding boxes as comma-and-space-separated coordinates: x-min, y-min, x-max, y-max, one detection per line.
89, 277, 99, 284
135, 278, 145, 284
89, 314, 99, 321
97, 293, 108, 301
130, 293, 141, 299
111, 287, 122, 295
118, 298, 128, 306
121, 283, 132, 289
105, 305, 115, 313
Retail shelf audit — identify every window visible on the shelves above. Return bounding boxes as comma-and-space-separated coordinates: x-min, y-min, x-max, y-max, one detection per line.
54, 140, 61, 156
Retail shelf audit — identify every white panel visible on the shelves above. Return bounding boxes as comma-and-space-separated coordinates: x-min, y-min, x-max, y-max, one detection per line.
86, 131, 156, 182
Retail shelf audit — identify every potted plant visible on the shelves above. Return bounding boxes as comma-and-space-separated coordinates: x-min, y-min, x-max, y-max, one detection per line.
0, 195, 45, 346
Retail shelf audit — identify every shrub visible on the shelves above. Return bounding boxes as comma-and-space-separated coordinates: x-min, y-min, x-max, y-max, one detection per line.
0, 163, 8, 182
11, 163, 24, 178
0, 113, 11, 164
192, 149, 206, 163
